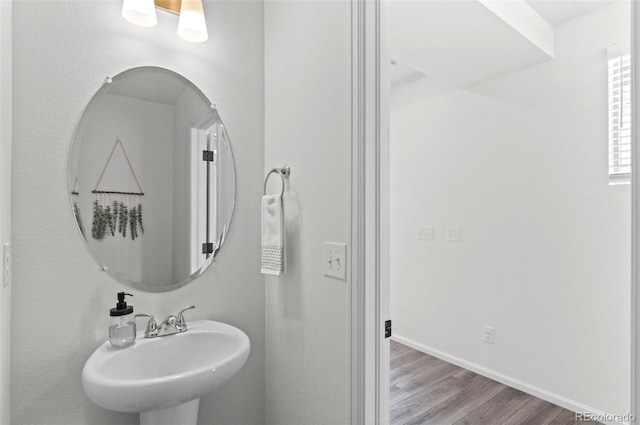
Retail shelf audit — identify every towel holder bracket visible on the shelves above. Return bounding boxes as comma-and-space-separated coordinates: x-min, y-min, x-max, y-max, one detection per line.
274, 165, 290, 179
264, 165, 291, 197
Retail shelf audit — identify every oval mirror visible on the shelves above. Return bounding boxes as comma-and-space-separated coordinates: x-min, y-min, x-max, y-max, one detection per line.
68, 67, 235, 292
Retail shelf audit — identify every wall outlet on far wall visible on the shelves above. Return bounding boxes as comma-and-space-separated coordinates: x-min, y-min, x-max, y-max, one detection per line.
483, 325, 494, 344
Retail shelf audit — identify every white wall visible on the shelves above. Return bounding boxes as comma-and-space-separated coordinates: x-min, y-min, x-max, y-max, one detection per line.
76, 94, 175, 287
264, 2, 352, 424
0, 1, 12, 423
391, 3, 630, 415
11, 2, 265, 424
171, 88, 201, 283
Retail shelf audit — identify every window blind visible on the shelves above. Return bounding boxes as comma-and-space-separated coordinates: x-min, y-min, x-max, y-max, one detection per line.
608, 53, 632, 180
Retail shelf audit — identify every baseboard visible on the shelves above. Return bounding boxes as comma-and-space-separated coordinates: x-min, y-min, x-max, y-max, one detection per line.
391, 334, 628, 425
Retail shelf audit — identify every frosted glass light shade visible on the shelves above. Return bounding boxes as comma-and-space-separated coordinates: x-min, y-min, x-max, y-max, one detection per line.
177, 0, 208, 43
122, 0, 158, 27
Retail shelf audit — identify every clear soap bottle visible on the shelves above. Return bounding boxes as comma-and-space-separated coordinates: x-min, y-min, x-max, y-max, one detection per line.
109, 292, 136, 348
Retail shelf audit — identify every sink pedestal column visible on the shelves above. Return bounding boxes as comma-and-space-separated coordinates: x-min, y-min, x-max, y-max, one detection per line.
140, 399, 200, 425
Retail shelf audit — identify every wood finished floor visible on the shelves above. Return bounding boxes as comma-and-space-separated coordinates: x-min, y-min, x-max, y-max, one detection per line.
390, 341, 599, 425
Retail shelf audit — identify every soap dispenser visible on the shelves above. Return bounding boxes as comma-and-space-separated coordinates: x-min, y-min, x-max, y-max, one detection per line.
109, 292, 136, 348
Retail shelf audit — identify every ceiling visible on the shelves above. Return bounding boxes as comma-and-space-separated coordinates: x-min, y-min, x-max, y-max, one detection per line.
106, 69, 188, 105
391, 0, 623, 92
390, 0, 553, 88
525, 0, 618, 27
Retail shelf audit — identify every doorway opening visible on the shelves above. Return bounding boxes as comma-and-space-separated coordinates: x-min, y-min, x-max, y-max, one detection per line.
386, 1, 632, 423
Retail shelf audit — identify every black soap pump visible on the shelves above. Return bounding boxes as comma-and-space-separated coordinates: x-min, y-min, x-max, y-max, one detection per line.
109, 292, 136, 348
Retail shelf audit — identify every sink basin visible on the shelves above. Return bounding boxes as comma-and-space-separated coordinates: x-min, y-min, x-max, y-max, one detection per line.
82, 320, 250, 424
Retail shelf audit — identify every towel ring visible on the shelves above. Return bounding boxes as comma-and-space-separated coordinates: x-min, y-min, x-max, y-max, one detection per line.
264, 165, 291, 197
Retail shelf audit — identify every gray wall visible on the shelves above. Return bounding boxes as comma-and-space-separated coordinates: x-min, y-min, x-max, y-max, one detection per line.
11, 2, 265, 424
264, 2, 352, 424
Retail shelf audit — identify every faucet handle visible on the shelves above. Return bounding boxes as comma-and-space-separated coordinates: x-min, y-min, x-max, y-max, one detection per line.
135, 313, 158, 338
176, 305, 196, 329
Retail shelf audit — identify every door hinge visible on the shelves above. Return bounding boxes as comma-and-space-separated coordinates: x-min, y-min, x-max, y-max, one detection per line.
202, 150, 215, 162
385, 320, 392, 338
202, 243, 214, 254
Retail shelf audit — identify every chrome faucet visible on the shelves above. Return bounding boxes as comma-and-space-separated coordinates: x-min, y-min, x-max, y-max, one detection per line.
135, 313, 158, 338
176, 305, 196, 332
136, 306, 196, 338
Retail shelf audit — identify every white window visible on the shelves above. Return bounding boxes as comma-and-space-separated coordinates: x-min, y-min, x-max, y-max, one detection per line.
608, 51, 631, 182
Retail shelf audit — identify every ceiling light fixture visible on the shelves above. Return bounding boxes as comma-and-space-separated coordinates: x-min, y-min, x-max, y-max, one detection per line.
122, 0, 208, 43
177, 0, 209, 43
122, 0, 158, 27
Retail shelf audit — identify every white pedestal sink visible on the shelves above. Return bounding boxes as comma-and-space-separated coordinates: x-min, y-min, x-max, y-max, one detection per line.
81, 320, 250, 424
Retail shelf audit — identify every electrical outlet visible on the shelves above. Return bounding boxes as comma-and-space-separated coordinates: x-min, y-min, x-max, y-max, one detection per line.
323, 242, 347, 280
483, 325, 494, 344
446, 226, 461, 242
2, 243, 10, 288
417, 227, 433, 241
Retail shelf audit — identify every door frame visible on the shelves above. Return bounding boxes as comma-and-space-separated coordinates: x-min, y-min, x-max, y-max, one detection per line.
351, 0, 390, 423
0, 1, 11, 423
632, 1, 639, 421
354, 1, 640, 423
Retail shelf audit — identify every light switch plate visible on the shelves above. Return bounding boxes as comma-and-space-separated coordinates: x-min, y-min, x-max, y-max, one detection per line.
417, 227, 433, 241
2, 243, 10, 288
324, 242, 347, 280
446, 226, 461, 242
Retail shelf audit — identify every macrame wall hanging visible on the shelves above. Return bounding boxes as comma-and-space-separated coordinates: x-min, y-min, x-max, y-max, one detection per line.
91, 138, 145, 241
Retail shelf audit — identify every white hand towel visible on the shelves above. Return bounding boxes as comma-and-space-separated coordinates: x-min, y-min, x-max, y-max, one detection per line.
261, 194, 283, 276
